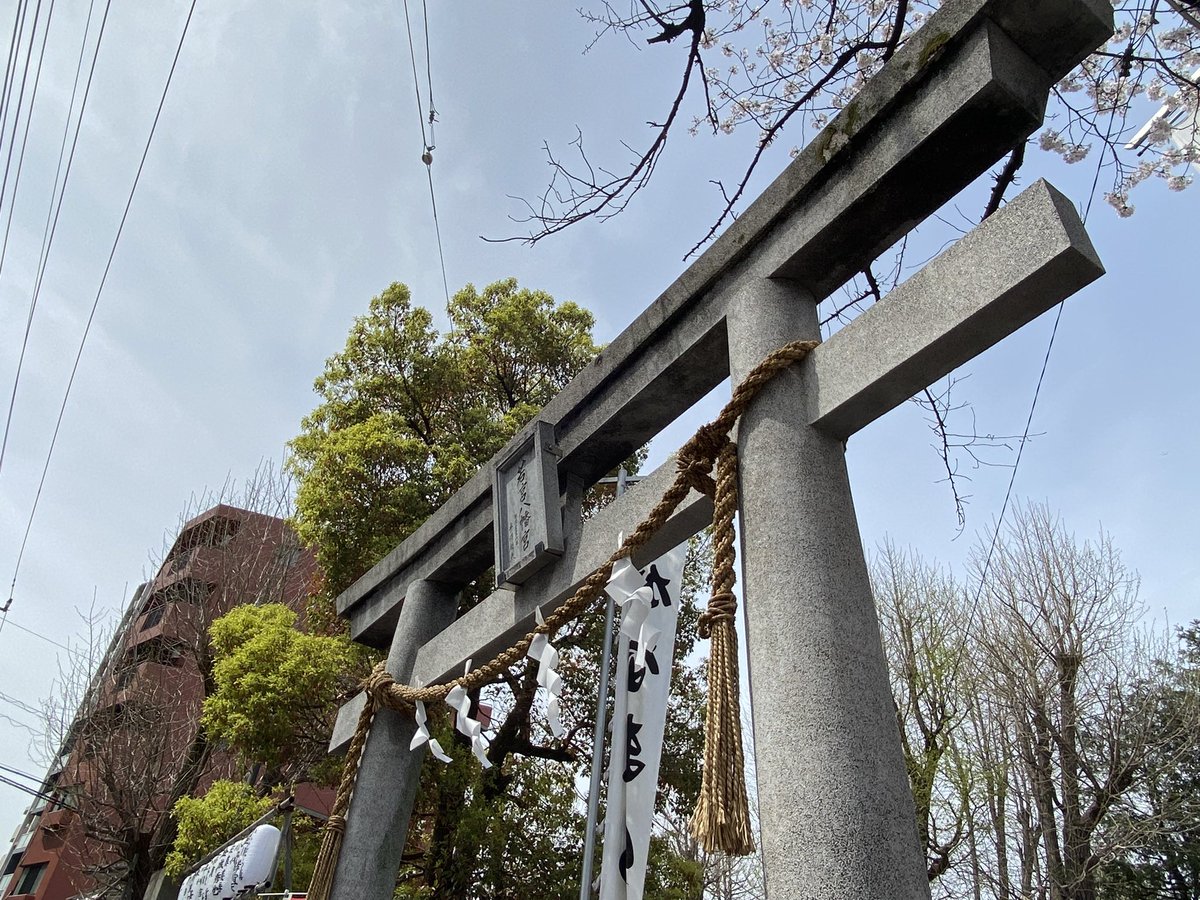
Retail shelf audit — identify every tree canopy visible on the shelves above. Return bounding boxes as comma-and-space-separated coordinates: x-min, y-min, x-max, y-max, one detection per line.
165, 781, 273, 879
288, 278, 598, 598
201, 603, 370, 774
870, 504, 1200, 900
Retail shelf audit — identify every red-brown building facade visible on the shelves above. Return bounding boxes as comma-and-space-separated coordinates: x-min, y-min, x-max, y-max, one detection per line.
0, 505, 325, 900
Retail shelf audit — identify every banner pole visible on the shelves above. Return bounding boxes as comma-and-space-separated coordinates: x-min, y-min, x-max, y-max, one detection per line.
578, 468, 628, 899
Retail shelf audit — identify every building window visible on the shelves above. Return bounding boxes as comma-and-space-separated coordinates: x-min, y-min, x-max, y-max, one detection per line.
0, 851, 23, 894
139, 604, 165, 631
130, 637, 184, 667
113, 664, 137, 691
14, 861, 46, 895
167, 547, 195, 574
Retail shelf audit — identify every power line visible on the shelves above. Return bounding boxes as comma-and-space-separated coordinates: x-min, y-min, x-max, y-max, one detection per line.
400, 0, 429, 152
0, 0, 29, 157
0, 773, 65, 808
0, 0, 89, 642
6, 0, 197, 600
3, 614, 83, 655
421, 0, 435, 146
0, 761, 45, 785
0, 0, 57, 284
425, 166, 450, 307
400, 0, 450, 306
963, 21, 1142, 623
964, 301, 1065, 629
0, 0, 107, 482
0, 3, 25, 136
0, 0, 43, 218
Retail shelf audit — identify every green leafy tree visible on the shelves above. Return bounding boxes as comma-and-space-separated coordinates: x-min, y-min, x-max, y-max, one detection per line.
201, 603, 371, 779
165, 780, 273, 879
288, 278, 598, 598
164, 602, 367, 889
166, 602, 370, 882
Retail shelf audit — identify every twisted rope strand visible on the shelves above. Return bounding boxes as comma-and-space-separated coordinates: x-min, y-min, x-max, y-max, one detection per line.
308, 687, 379, 899
691, 439, 755, 853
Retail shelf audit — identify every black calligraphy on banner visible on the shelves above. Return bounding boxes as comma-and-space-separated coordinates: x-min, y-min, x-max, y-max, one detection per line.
230, 841, 248, 893
599, 546, 688, 900
210, 851, 227, 897
626, 640, 660, 693
624, 715, 646, 782
645, 564, 672, 607
619, 826, 635, 882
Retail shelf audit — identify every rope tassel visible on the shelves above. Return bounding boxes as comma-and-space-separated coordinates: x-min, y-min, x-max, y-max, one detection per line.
690, 441, 755, 855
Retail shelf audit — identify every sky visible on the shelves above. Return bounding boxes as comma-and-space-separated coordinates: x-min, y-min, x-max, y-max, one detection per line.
0, 0, 1196, 841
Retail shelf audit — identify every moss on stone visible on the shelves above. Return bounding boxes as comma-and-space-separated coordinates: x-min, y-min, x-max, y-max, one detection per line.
917, 31, 953, 69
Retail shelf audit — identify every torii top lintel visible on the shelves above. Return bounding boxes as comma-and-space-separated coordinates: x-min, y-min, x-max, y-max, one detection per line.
334, 0, 1112, 649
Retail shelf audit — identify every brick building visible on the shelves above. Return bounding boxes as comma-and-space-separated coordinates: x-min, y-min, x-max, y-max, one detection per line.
0, 504, 325, 900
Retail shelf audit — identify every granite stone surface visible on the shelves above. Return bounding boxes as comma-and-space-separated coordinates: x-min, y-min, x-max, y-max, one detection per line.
729, 280, 930, 899
329, 580, 458, 900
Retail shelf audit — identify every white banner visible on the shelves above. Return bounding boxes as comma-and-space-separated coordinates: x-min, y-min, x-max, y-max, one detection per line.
179, 823, 280, 900
599, 543, 688, 900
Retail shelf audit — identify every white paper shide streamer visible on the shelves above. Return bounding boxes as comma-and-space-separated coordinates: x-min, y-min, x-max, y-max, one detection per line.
409, 698, 452, 763
600, 543, 689, 900
446, 660, 493, 768
408, 669, 493, 768
528, 606, 565, 737
396, 538, 685, 900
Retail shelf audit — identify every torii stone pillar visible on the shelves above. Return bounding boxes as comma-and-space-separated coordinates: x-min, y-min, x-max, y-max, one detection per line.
329, 580, 458, 900
728, 279, 930, 898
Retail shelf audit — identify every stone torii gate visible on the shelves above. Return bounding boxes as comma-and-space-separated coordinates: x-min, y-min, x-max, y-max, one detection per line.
326, 0, 1112, 897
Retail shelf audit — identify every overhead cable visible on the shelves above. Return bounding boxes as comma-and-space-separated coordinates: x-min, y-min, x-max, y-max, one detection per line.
0, 0, 107, 482
6, 0, 196, 601
0, 0, 29, 156
0, 0, 45, 218
400, 0, 450, 306
0, 761, 45, 785
421, 0, 436, 143
0, 773, 64, 808
964, 4, 1146, 624
3, 614, 83, 655
0, 0, 57, 284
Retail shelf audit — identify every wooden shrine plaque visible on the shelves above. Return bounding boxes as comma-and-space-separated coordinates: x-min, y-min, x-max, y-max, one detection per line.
493, 420, 563, 586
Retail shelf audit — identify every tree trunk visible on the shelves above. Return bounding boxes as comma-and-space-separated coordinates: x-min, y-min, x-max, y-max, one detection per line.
1022, 703, 1067, 900
1057, 650, 1094, 900
149, 725, 213, 871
